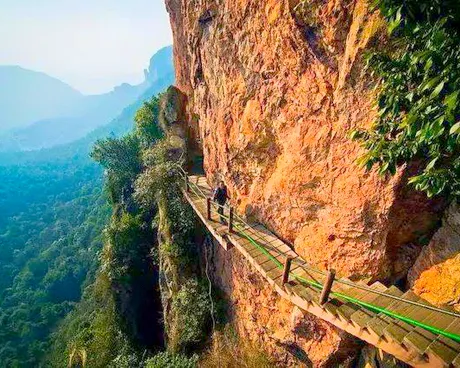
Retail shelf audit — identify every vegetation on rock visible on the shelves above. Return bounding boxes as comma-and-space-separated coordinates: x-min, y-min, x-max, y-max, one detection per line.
48, 89, 224, 366
47, 96, 164, 366
353, 0, 460, 198
145, 352, 198, 368
134, 89, 218, 354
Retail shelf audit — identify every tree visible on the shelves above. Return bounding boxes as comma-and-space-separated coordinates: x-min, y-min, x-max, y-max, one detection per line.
134, 96, 163, 150
353, 0, 460, 198
91, 134, 142, 204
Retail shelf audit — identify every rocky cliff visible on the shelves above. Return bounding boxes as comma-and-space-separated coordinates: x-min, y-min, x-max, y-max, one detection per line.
165, 0, 449, 365
408, 203, 460, 311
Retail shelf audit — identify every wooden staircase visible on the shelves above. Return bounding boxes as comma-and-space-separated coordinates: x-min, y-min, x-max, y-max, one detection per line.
183, 174, 460, 367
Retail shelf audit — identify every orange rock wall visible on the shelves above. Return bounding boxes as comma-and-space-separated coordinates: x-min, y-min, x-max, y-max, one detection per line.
166, 0, 444, 282
408, 203, 460, 311
207, 238, 360, 366
165, 0, 446, 365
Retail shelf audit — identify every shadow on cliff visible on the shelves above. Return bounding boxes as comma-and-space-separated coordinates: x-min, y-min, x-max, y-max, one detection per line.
384, 163, 447, 285
274, 340, 313, 367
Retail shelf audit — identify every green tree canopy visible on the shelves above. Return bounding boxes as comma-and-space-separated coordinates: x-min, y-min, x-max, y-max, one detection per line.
353, 0, 460, 198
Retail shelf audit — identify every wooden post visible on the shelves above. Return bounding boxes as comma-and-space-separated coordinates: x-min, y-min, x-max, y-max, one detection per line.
282, 257, 293, 284
228, 207, 234, 233
319, 269, 336, 305
207, 198, 212, 220
185, 175, 190, 193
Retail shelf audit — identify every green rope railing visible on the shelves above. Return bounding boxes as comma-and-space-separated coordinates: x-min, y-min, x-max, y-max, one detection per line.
234, 217, 460, 344
182, 172, 460, 344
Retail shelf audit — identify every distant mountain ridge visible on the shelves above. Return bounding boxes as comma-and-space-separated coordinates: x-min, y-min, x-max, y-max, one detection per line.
144, 45, 174, 84
0, 67, 174, 167
0, 45, 174, 152
0, 66, 84, 132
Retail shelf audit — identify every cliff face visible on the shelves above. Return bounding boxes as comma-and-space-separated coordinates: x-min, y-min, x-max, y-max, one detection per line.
207, 237, 360, 366
408, 203, 460, 311
166, 0, 444, 282
165, 0, 446, 365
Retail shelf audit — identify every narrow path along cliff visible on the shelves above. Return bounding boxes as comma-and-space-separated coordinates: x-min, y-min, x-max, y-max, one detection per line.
181, 172, 460, 368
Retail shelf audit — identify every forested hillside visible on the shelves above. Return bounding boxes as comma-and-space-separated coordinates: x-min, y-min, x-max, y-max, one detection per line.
46, 89, 214, 368
0, 158, 110, 366
0, 56, 174, 367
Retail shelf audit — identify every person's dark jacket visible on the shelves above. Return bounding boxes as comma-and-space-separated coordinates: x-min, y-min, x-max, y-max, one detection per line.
213, 186, 228, 205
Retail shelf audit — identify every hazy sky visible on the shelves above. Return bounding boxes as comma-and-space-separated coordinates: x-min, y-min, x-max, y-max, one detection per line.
0, 0, 173, 94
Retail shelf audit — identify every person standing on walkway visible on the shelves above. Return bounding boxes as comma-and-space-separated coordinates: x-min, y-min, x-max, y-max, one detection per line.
213, 180, 229, 223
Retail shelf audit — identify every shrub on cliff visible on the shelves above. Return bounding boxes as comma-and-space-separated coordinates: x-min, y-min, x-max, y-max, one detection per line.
133, 138, 214, 353
170, 279, 212, 349
135, 95, 163, 150
145, 351, 198, 368
91, 134, 142, 204
48, 96, 166, 366
91, 95, 163, 205
353, 0, 460, 199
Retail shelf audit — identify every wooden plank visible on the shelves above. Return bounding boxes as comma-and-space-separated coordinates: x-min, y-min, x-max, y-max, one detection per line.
292, 267, 327, 286
266, 267, 284, 284
366, 286, 405, 338
404, 321, 435, 348
351, 309, 375, 329
405, 309, 456, 354
383, 322, 412, 345
265, 245, 289, 262
335, 281, 383, 322
288, 283, 317, 302
370, 286, 404, 309
334, 281, 368, 320
235, 229, 269, 250
421, 311, 456, 330
424, 318, 460, 365
278, 263, 303, 287
382, 292, 424, 344
398, 300, 437, 353
322, 299, 341, 317
452, 353, 460, 368
251, 225, 294, 255
232, 236, 256, 251
337, 304, 361, 321
443, 318, 460, 335
405, 330, 435, 356
247, 246, 266, 259
328, 278, 356, 295
349, 282, 388, 329
259, 257, 281, 274
427, 338, 459, 367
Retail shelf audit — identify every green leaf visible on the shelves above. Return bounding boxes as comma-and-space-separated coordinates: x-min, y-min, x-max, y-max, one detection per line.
408, 175, 421, 185
350, 130, 361, 140
449, 122, 460, 135
431, 81, 445, 98
402, 112, 417, 127
379, 162, 389, 174
388, 8, 402, 34
426, 157, 438, 170
444, 91, 459, 111
424, 58, 433, 72
421, 76, 442, 92
406, 92, 415, 102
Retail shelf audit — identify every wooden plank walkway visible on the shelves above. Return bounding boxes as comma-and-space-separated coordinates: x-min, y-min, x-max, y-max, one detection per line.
183, 174, 460, 368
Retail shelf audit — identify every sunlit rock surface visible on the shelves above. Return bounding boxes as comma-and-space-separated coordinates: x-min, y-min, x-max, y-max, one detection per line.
409, 202, 460, 311
165, 0, 447, 364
